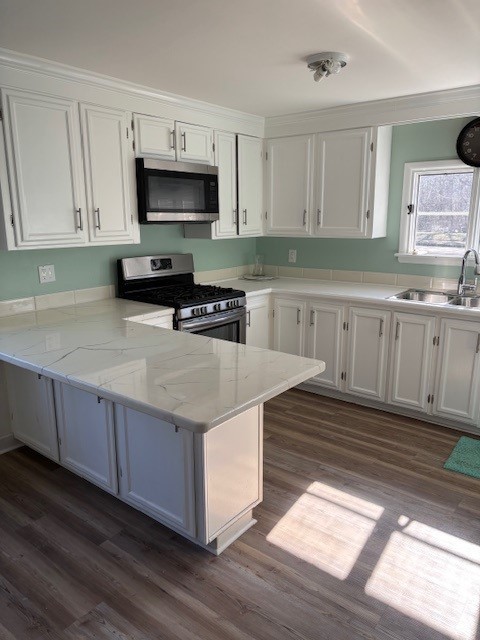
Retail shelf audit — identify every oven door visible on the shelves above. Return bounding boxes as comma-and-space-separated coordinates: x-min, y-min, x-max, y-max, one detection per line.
178, 308, 246, 344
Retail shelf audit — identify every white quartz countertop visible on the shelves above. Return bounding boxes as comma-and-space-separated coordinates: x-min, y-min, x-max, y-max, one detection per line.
0, 298, 324, 433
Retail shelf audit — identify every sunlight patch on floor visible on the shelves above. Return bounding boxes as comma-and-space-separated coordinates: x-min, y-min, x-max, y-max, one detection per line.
365, 523, 480, 640
266, 482, 383, 579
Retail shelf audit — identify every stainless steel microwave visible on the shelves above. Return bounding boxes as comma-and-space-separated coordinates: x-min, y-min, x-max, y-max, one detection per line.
136, 158, 219, 223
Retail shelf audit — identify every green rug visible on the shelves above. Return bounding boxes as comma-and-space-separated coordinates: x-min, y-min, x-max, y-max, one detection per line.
444, 436, 480, 479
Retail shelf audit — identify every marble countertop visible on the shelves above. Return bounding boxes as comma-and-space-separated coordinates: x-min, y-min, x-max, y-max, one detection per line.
0, 298, 324, 433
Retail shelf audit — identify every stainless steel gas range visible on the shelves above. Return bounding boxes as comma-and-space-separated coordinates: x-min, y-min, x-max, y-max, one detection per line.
117, 254, 247, 343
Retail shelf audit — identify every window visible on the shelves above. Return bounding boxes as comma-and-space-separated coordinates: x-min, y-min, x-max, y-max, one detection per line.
397, 160, 480, 265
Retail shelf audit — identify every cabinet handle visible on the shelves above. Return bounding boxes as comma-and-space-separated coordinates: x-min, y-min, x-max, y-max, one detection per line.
395, 321, 400, 340
233, 208, 237, 225
303, 210, 307, 226
317, 208, 321, 225
476, 333, 480, 354
243, 208, 247, 225
310, 309, 315, 326
181, 131, 186, 152
75, 207, 83, 231
247, 310, 251, 327
94, 208, 101, 230
297, 308, 301, 325
379, 318, 384, 338
170, 130, 175, 150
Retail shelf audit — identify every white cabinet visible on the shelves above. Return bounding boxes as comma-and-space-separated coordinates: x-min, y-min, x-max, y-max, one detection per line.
115, 405, 196, 536
212, 130, 237, 238
238, 135, 263, 236
389, 312, 436, 413
133, 113, 176, 159
246, 295, 271, 349
175, 122, 213, 165
1, 88, 87, 248
273, 297, 306, 356
346, 307, 391, 401
307, 301, 346, 390
4, 366, 58, 461
54, 383, 118, 494
433, 319, 480, 425
81, 104, 138, 244
265, 135, 313, 236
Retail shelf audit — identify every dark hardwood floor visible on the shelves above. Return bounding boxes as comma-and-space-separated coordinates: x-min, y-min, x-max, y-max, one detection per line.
1, 389, 480, 640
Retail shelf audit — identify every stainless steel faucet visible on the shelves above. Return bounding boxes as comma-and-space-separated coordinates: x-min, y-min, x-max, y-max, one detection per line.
457, 249, 480, 295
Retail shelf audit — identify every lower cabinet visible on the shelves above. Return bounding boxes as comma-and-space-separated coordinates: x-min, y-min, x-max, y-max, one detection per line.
246, 295, 271, 349
114, 405, 196, 537
306, 301, 345, 390
433, 318, 480, 425
54, 382, 118, 494
389, 312, 436, 413
273, 297, 306, 356
4, 365, 59, 461
346, 307, 391, 402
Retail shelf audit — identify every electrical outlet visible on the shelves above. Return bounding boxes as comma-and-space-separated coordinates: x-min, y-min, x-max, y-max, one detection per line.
288, 249, 297, 263
38, 264, 56, 284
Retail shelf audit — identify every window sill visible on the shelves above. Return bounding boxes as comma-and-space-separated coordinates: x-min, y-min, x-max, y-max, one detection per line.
395, 253, 463, 266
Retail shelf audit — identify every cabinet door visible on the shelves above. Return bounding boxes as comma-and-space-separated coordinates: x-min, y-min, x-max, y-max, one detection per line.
246, 296, 271, 349
175, 122, 213, 164
238, 135, 263, 237
54, 383, 118, 494
273, 297, 306, 356
314, 128, 371, 238
2, 89, 86, 248
307, 301, 346, 390
389, 313, 436, 413
433, 319, 480, 424
133, 113, 175, 159
266, 135, 313, 236
4, 366, 58, 461
346, 307, 390, 401
213, 131, 237, 238
81, 104, 137, 244
115, 406, 196, 536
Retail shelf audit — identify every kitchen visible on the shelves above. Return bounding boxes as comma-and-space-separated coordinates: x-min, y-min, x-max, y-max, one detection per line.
0, 1, 480, 639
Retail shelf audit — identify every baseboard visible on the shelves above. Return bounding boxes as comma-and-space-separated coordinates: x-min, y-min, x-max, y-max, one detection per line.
0, 433, 22, 454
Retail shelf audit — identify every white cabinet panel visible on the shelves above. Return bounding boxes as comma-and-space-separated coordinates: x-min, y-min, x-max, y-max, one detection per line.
246, 295, 271, 349
314, 128, 371, 237
115, 405, 195, 536
273, 297, 306, 356
346, 307, 390, 401
433, 319, 480, 424
238, 135, 263, 237
133, 113, 176, 159
54, 383, 118, 494
81, 104, 137, 244
307, 301, 345, 390
175, 122, 213, 164
266, 135, 313, 236
4, 366, 58, 461
389, 313, 436, 413
2, 89, 86, 248
213, 130, 237, 238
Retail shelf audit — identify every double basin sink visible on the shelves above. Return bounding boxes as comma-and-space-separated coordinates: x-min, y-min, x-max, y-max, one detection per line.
389, 289, 480, 308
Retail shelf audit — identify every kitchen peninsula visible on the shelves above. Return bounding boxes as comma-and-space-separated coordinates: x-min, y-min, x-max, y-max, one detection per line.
0, 298, 324, 553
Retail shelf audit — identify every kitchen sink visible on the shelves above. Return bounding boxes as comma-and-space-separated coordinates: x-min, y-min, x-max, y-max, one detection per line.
448, 296, 480, 308
389, 289, 455, 304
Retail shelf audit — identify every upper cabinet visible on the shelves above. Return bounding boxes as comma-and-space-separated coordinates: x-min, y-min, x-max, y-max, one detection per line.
238, 135, 263, 237
175, 122, 213, 164
212, 130, 237, 238
0, 88, 139, 250
265, 126, 392, 239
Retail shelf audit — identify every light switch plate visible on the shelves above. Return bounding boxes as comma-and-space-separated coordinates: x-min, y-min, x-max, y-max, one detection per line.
288, 249, 297, 263
38, 264, 56, 283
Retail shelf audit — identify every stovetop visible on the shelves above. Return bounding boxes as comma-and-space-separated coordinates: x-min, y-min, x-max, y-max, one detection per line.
130, 283, 245, 308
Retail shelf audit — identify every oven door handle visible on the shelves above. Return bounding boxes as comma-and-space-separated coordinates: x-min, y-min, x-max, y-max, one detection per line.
178, 307, 246, 332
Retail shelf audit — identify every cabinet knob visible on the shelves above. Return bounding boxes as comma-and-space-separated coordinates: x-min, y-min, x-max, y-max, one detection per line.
243, 209, 247, 225
379, 318, 384, 338
317, 209, 321, 226
75, 207, 83, 231
170, 130, 176, 150
94, 208, 101, 230
303, 210, 307, 226
297, 308, 301, 325
181, 131, 186, 152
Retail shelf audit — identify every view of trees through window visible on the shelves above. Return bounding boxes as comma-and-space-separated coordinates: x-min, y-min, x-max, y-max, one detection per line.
414, 171, 473, 253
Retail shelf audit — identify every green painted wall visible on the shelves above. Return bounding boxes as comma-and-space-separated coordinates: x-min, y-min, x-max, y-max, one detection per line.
0, 226, 256, 301
257, 117, 472, 277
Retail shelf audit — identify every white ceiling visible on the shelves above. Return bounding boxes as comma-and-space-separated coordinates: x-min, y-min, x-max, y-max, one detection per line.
1, 0, 479, 117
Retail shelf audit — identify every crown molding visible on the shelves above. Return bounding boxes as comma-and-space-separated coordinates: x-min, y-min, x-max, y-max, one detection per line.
0, 47, 264, 129
265, 84, 480, 137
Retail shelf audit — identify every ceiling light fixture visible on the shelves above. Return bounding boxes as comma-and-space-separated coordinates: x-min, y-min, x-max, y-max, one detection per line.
306, 52, 349, 82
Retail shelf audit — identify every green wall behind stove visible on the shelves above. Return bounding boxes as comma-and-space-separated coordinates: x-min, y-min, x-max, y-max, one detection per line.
0, 226, 256, 301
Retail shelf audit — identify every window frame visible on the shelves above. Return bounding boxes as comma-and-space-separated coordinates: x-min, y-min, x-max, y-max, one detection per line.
396, 159, 480, 265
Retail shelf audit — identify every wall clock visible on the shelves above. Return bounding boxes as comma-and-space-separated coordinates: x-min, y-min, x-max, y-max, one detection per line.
456, 117, 480, 167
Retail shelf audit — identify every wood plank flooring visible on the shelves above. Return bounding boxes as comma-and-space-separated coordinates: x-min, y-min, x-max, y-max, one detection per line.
1, 389, 480, 640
